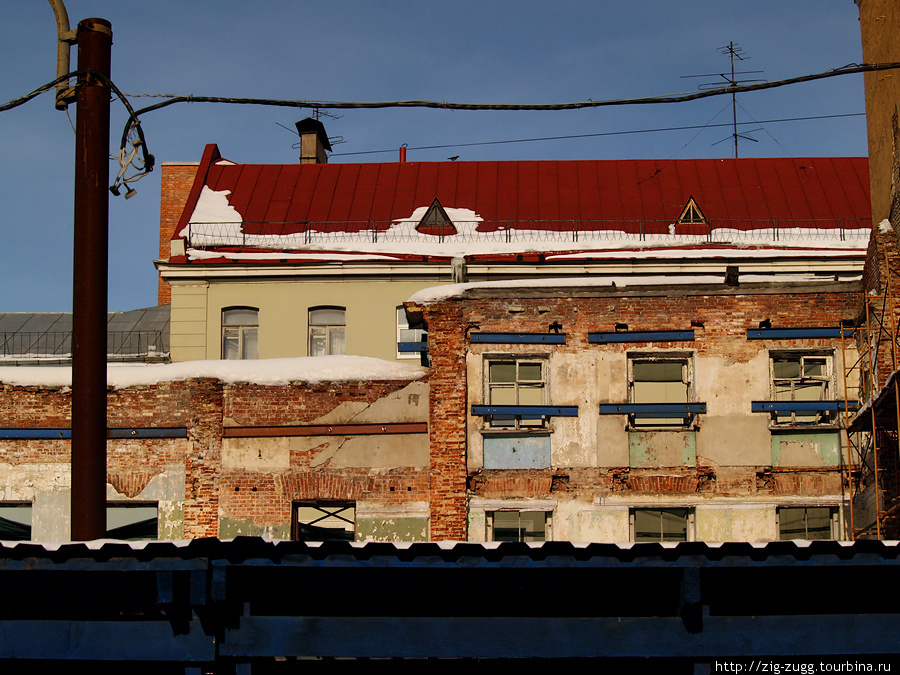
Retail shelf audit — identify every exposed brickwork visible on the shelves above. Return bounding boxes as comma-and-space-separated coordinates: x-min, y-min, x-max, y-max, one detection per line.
421, 302, 469, 540
223, 381, 411, 426
0, 375, 428, 539
418, 286, 860, 539
158, 163, 199, 305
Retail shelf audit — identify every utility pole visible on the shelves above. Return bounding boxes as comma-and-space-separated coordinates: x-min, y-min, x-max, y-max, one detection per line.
70, 17, 112, 540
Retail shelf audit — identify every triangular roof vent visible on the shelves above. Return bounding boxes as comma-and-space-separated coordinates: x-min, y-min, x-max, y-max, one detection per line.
416, 198, 457, 236
677, 196, 707, 225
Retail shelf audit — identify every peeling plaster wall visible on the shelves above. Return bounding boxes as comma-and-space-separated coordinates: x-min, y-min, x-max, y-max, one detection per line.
217, 379, 431, 541
439, 289, 860, 543
1, 376, 430, 543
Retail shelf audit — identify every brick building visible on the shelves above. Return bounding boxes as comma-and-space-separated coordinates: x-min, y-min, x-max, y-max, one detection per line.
0, 359, 429, 541
409, 276, 861, 542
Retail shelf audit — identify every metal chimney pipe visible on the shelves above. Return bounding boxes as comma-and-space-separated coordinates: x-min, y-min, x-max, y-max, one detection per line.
399, 145, 407, 163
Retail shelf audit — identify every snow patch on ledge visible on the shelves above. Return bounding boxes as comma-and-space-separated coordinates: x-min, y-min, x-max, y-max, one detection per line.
0, 356, 427, 390
879, 219, 893, 234
407, 273, 858, 304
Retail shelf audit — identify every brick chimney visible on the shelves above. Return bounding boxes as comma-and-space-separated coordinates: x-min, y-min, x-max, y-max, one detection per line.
295, 117, 332, 164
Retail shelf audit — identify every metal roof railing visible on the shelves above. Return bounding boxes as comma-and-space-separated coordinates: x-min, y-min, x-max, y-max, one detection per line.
0, 330, 169, 364
182, 218, 871, 250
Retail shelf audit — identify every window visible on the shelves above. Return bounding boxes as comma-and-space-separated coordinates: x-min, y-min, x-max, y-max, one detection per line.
485, 357, 547, 429
293, 502, 355, 541
677, 196, 707, 225
308, 307, 345, 356
629, 354, 694, 427
222, 307, 258, 360
631, 508, 693, 543
778, 506, 837, 540
397, 307, 426, 359
0, 503, 32, 541
106, 503, 158, 540
771, 352, 833, 424
489, 511, 548, 542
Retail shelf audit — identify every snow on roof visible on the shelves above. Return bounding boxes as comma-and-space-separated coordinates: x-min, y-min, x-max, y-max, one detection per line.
0, 356, 427, 389
181, 230, 871, 263
407, 273, 861, 304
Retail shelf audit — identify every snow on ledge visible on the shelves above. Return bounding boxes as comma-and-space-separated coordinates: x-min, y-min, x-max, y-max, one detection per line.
0, 356, 428, 390
407, 273, 859, 305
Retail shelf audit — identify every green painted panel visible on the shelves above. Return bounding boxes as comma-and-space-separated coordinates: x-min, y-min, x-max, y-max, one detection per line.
356, 517, 428, 542
218, 518, 291, 540
629, 431, 696, 467
771, 431, 841, 467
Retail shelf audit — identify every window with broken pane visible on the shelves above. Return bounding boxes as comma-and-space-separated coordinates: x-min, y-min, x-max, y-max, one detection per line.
778, 506, 836, 540
106, 503, 158, 540
293, 502, 355, 541
771, 353, 832, 424
629, 355, 693, 427
486, 358, 547, 429
489, 510, 548, 542
631, 508, 692, 542
0, 503, 32, 541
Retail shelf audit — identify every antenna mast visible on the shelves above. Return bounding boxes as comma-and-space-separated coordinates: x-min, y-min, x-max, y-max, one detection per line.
682, 42, 766, 158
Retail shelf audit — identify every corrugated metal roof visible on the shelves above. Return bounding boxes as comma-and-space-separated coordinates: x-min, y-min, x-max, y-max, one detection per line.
0, 305, 170, 364
186, 152, 870, 234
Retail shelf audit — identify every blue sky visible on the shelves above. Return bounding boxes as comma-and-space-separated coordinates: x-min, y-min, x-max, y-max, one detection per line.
1, 1, 867, 312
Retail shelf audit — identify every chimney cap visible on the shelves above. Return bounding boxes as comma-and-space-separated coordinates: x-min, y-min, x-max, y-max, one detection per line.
295, 117, 332, 151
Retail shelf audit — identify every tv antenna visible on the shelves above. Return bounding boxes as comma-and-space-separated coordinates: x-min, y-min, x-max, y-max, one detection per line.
682, 42, 766, 158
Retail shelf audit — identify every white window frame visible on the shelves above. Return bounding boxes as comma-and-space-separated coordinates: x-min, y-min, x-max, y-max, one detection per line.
627, 352, 695, 429
769, 350, 835, 426
483, 356, 549, 430
777, 505, 839, 541
396, 307, 426, 359
221, 307, 259, 360
630, 507, 695, 543
308, 307, 346, 357
487, 510, 551, 542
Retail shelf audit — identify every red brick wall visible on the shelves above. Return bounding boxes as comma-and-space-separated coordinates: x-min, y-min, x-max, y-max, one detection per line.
418, 287, 860, 517
418, 301, 469, 540
223, 381, 411, 426
0, 376, 429, 539
158, 163, 198, 305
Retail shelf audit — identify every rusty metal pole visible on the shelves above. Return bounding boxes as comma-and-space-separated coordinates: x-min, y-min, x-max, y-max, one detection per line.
70, 17, 112, 541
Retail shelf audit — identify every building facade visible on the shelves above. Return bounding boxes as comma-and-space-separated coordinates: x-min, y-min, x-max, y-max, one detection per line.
411, 278, 860, 543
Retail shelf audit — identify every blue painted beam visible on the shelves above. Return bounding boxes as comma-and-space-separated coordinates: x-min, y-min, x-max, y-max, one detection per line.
0, 428, 188, 439
470, 332, 566, 344
599, 403, 707, 416
471, 405, 579, 417
589, 330, 694, 344
752, 400, 857, 413
397, 341, 428, 353
747, 328, 854, 340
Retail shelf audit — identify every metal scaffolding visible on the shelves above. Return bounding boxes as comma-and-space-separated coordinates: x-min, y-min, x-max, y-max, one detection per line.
842, 254, 900, 539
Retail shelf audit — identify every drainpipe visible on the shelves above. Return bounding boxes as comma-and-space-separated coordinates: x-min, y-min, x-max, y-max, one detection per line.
48, 0, 77, 109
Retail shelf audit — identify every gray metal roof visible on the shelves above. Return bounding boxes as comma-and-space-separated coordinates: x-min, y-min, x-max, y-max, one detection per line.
0, 304, 170, 365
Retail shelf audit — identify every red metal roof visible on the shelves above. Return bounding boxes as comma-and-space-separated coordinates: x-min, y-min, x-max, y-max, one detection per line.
171, 145, 871, 256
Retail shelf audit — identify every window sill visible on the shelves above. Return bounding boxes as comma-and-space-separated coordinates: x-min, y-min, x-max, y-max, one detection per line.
769, 423, 841, 433
481, 427, 553, 435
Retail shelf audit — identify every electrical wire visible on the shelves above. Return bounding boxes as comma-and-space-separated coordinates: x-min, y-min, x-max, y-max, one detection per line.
332, 112, 866, 157
0, 61, 895, 197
